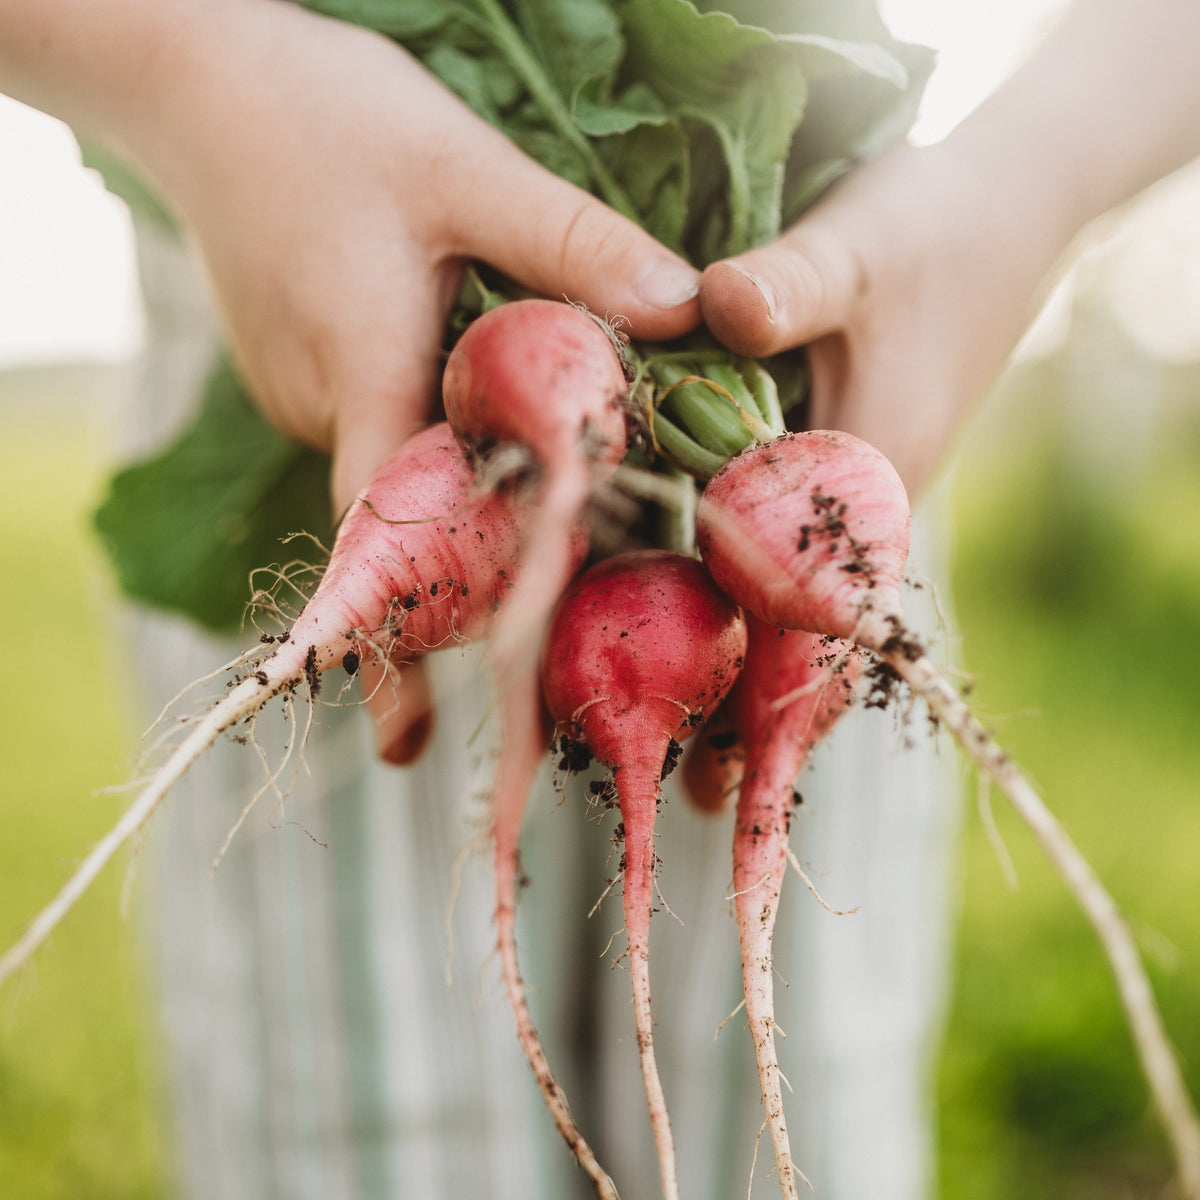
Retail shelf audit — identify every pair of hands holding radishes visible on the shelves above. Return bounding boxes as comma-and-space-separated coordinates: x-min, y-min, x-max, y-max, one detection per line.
92, 5, 1054, 759
208, 70, 1041, 760
97, 6, 1041, 515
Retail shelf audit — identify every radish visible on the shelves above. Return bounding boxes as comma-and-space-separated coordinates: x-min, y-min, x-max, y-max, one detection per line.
727, 618, 857, 1198
442, 298, 632, 672
441, 300, 625, 1190
696, 430, 1200, 1196
0, 422, 533, 987
540, 549, 748, 1200
489, 665, 620, 1200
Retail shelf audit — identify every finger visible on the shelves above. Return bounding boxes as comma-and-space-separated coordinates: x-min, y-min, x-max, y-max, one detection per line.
328, 264, 459, 514
699, 225, 864, 358
359, 656, 436, 766
446, 135, 701, 342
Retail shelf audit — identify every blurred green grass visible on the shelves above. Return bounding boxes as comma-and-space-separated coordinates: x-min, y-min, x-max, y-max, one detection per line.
1, 365, 1197, 1199
939, 404, 1200, 1199
0, 384, 168, 1200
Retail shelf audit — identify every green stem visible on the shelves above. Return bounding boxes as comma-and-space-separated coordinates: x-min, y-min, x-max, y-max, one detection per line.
652, 414, 728, 481
653, 362, 755, 459
739, 357, 786, 436
704, 363, 777, 442
468, 0, 639, 221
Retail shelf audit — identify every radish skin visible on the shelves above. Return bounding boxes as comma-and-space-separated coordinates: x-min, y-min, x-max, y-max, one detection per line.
697, 431, 1200, 1198
443, 298, 631, 671
541, 550, 748, 1200
0, 423, 529, 988
728, 618, 857, 1198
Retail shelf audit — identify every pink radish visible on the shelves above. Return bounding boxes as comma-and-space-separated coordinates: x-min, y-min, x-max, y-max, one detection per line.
727, 618, 857, 1198
442, 299, 625, 1190
488, 664, 620, 1199
697, 430, 1200, 1195
697, 430, 910, 651
541, 549, 748, 1200
442, 298, 631, 671
489, 624, 618, 1197
0, 423, 533, 987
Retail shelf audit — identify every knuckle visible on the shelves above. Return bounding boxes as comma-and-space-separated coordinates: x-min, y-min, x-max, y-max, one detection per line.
781, 231, 865, 318
554, 196, 626, 282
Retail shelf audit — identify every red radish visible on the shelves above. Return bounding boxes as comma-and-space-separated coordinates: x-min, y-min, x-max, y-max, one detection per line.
541, 549, 748, 1200
442, 303, 622, 1188
697, 430, 910, 651
727, 618, 857, 1199
442, 298, 631, 671
484, 588, 618, 1194
489, 667, 619, 1200
0, 423, 533, 988
697, 431, 1200, 1195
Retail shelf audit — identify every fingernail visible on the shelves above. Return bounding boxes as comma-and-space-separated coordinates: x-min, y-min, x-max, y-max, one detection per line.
728, 264, 777, 323
636, 258, 700, 310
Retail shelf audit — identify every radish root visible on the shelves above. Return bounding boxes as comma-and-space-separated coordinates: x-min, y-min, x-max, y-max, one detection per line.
0, 671, 292, 988
864, 612, 1200, 1200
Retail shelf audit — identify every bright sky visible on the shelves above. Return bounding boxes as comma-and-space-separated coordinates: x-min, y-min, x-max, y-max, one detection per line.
0, 0, 1197, 368
0, 96, 144, 367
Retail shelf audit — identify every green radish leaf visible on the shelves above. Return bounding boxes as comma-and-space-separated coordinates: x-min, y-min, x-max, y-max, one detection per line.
691, 0, 899, 44
783, 37, 935, 221
425, 42, 510, 121
572, 79, 669, 136
598, 119, 689, 250
508, 118, 594, 188
618, 0, 805, 258
93, 357, 333, 633
778, 33, 909, 88
302, 0, 460, 39
507, 0, 624, 100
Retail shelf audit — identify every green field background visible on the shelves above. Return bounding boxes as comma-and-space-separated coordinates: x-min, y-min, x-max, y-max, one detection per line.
1, 356, 1198, 1199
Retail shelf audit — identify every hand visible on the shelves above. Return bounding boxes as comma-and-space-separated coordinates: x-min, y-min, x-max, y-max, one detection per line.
698, 0, 1200, 501
112, 2, 703, 761
698, 141, 1072, 499
52, 1, 694, 760
127, 3, 701, 514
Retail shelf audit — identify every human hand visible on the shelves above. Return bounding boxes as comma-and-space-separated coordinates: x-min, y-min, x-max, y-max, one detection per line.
123, 2, 701, 514
697, 0, 1200, 502
697, 140, 1076, 499
114, 1, 702, 760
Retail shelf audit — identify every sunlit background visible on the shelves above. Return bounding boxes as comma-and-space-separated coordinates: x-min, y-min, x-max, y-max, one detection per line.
3, 2, 1199, 1197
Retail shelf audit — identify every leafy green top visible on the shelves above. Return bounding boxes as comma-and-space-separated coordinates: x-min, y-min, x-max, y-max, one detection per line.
94, 357, 334, 629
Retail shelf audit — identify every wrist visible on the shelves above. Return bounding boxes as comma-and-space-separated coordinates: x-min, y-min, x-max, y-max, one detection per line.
936, 0, 1200, 239
0, 0, 240, 147
97, 0, 305, 207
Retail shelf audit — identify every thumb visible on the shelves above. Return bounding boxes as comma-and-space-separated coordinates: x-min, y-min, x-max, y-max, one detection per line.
699, 225, 863, 358
450, 136, 701, 342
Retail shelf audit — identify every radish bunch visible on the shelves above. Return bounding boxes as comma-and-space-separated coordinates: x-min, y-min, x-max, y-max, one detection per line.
5, 299, 1200, 1200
